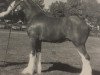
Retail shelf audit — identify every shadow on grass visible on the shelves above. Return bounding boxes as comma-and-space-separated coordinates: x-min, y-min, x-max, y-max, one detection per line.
42, 62, 100, 75
42, 62, 81, 73
0, 61, 27, 67
93, 70, 100, 75
0, 61, 100, 75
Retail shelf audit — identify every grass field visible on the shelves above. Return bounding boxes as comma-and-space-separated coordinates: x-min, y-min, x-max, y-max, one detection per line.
0, 29, 100, 75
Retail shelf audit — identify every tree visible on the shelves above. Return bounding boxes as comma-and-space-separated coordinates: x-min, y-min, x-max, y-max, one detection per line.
49, 1, 66, 17
67, 0, 82, 16
81, 0, 99, 24
67, 0, 81, 7
49, 0, 83, 17
34, 0, 44, 8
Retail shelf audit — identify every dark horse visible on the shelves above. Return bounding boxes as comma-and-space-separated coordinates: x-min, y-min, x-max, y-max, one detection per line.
0, 0, 92, 75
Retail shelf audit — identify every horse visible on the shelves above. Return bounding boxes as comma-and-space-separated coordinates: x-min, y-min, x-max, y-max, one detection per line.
0, 0, 92, 75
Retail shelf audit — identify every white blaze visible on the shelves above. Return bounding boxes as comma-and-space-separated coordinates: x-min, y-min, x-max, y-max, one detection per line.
22, 53, 36, 75
78, 51, 92, 75
0, 1, 15, 17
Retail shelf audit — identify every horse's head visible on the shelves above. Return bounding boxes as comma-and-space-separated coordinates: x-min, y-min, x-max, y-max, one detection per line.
0, 0, 23, 17
14, 0, 45, 14
0, 0, 44, 18
13, 0, 36, 11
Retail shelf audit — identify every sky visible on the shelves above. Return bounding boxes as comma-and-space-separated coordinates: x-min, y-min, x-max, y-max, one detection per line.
97, 0, 100, 3
44, 0, 67, 9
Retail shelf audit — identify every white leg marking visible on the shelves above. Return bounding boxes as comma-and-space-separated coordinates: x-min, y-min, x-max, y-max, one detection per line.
78, 51, 92, 75
22, 53, 36, 75
37, 53, 42, 74
0, 1, 15, 17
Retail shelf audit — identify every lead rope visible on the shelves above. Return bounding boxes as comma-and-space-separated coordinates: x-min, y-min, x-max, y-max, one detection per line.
3, 0, 22, 67
3, 2, 15, 66
4, 22, 13, 67
4, 11, 14, 67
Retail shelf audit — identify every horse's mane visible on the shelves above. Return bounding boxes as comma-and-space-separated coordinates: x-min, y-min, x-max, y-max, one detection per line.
20, 0, 67, 19
29, 0, 47, 15
28, 0, 61, 18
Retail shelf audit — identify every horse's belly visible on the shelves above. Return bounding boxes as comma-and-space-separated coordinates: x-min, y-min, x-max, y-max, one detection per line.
42, 37, 66, 43
41, 32, 66, 43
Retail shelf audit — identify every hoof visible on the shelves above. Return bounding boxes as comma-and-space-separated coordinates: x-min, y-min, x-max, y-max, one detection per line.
80, 73, 84, 75
37, 71, 41, 75
37, 72, 41, 75
80, 73, 92, 75
22, 68, 33, 75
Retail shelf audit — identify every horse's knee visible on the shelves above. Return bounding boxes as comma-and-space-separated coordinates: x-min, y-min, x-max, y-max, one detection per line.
31, 50, 36, 56
85, 53, 90, 60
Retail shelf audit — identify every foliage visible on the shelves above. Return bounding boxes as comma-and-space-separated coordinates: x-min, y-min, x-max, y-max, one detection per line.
49, 0, 100, 26
67, 0, 82, 16
34, 0, 44, 8
49, 1, 66, 17
67, 0, 81, 7
1, 0, 100, 27
49, 0, 82, 17
81, 0, 100, 25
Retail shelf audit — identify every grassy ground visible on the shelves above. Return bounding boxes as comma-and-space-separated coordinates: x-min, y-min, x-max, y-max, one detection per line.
0, 29, 100, 75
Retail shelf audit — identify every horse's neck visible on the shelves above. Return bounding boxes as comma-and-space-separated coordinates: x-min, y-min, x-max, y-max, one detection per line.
23, 0, 45, 23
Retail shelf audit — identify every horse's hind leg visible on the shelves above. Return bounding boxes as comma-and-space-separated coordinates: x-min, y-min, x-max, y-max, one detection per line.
75, 44, 92, 75
22, 38, 37, 75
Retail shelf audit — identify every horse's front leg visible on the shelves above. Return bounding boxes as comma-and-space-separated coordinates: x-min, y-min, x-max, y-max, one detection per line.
36, 52, 42, 74
22, 52, 36, 75
22, 38, 37, 75
35, 41, 42, 74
